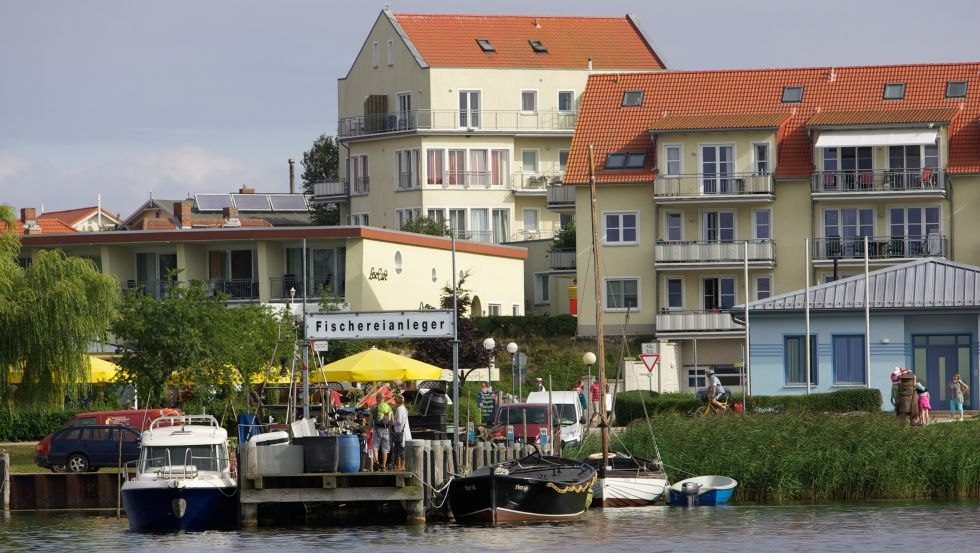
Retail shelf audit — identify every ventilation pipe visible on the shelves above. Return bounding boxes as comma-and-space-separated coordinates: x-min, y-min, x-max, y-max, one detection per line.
289, 158, 295, 194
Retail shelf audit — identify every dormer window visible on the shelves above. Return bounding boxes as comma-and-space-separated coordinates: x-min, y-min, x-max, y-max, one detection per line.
781, 86, 804, 103
884, 83, 906, 100
946, 81, 967, 98
529, 40, 547, 53
605, 152, 646, 169
476, 39, 495, 53
622, 90, 643, 107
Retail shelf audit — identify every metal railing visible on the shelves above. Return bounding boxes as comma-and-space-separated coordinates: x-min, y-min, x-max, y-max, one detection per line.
122, 279, 178, 299
513, 171, 564, 191
338, 109, 578, 138
312, 181, 349, 198
547, 184, 575, 209
656, 310, 742, 333
207, 278, 259, 300
812, 235, 947, 260
426, 170, 508, 188
655, 240, 775, 263
654, 173, 774, 198
810, 169, 945, 194
269, 275, 344, 301
548, 249, 576, 270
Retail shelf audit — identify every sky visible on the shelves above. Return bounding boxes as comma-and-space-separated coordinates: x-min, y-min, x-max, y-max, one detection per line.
2, 0, 978, 217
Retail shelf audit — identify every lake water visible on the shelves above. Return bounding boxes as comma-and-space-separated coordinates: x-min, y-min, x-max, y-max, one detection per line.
1, 502, 976, 553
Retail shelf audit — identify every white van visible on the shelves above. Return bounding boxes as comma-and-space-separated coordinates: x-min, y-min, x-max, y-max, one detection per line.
526, 391, 585, 447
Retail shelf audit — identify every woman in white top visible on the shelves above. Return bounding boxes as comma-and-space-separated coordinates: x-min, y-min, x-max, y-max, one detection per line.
392, 394, 413, 471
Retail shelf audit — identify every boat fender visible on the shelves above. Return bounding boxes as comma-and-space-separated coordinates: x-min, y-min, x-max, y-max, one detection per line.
493, 466, 510, 476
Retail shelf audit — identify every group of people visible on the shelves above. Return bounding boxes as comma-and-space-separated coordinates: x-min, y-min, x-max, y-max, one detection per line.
571, 376, 602, 426
891, 367, 971, 424
366, 389, 412, 471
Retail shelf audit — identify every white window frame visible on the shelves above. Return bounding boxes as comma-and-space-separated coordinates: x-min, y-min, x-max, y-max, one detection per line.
395, 149, 419, 190
521, 90, 538, 113
665, 277, 684, 310
521, 149, 539, 173
663, 144, 682, 176
372, 41, 379, 68
604, 277, 640, 312
534, 273, 550, 305
427, 208, 446, 224
702, 275, 737, 311
487, 303, 502, 316
754, 275, 772, 301
558, 149, 570, 173
387, 39, 394, 66
699, 143, 736, 194
665, 211, 683, 241
558, 90, 574, 113
753, 142, 771, 176
425, 148, 444, 185
701, 210, 736, 243
753, 208, 772, 240
459, 90, 481, 128
603, 211, 638, 245
351, 213, 370, 226
522, 208, 539, 234
512, 304, 521, 316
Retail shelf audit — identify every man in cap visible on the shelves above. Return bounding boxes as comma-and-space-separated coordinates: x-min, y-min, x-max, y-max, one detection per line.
704, 368, 726, 413
533, 377, 546, 393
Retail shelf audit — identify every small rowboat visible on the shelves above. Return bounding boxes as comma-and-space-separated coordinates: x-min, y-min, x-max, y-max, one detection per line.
667, 475, 737, 506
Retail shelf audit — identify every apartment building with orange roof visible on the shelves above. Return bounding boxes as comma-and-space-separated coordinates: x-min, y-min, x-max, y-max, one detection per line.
321, 8, 667, 316
563, 62, 980, 393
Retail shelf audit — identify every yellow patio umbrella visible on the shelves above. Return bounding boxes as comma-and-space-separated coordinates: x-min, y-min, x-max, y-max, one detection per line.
7, 355, 121, 384
318, 347, 443, 383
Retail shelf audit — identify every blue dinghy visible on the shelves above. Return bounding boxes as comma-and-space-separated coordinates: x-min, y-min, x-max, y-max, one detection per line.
667, 475, 737, 506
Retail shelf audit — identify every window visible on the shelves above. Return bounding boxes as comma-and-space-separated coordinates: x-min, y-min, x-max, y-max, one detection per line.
702, 211, 734, 243
606, 278, 639, 310
666, 278, 683, 309
470, 208, 490, 243
469, 149, 489, 186
529, 40, 547, 53
754, 209, 771, 240
488, 304, 502, 316
426, 149, 444, 185
447, 149, 465, 185
784, 335, 818, 386
395, 149, 419, 189
351, 213, 369, 226
459, 90, 480, 128
448, 209, 466, 239
521, 90, 537, 112
523, 209, 539, 235
397, 92, 411, 129
372, 41, 379, 68
755, 276, 771, 300
701, 145, 735, 193
663, 145, 681, 176
665, 212, 682, 241
753, 143, 770, 175
387, 39, 394, 65
476, 38, 495, 52
890, 206, 940, 247
534, 273, 550, 304
884, 83, 906, 100
558, 150, 569, 172
350, 154, 369, 194
605, 152, 645, 169
513, 304, 520, 316
492, 208, 509, 243
427, 208, 446, 224
622, 90, 643, 106
703, 277, 735, 310
781, 86, 804, 103
521, 150, 538, 173
604, 212, 637, 244
491, 149, 509, 186
558, 91, 574, 112
946, 81, 967, 98
832, 335, 866, 385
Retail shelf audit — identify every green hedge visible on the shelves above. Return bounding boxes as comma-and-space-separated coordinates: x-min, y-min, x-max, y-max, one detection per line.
473, 314, 578, 338
747, 388, 882, 414
614, 391, 701, 424
0, 406, 75, 441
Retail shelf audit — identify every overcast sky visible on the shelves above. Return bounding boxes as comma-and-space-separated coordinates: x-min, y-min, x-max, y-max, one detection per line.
2, 0, 978, 216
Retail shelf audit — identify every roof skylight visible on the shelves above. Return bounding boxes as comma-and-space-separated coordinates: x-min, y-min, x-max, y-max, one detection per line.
476, 39, 495, 53
946, 81, 967, 98
884, 83, 906, 100
622, 90, 643, 107
529, 40, 548, 53
781, 86, 804, 103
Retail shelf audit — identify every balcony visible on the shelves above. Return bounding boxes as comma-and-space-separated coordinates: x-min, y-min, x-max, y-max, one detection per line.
547, 183, 576, 211
269, 275, 344, 301
656, 310, 743, 335
810, 169, 946, 198
122, 279, 178, 300
548, 248, 576, 271
312, 180, 350, 202
812, 234, 947, 265
653, 173, 774, 203
655, 240, 776, 269
427, 171, 509, 189
207, 278, 259, 301
513, 171, 564, 196
338, 109, 577, 139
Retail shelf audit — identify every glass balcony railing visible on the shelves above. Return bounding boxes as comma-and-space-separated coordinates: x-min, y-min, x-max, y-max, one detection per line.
811, 169, 945, 194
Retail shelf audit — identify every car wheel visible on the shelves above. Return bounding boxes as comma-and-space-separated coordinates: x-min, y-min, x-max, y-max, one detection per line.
50, 465, 67, 473
67, 453, 89, 473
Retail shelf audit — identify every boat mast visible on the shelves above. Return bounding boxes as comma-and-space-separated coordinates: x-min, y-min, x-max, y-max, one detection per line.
587, 145, 609, 472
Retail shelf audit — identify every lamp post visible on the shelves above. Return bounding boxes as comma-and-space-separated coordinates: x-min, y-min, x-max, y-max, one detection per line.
506, 342, 519, 400
482, 338, 496, 387
583, 351, 596, 423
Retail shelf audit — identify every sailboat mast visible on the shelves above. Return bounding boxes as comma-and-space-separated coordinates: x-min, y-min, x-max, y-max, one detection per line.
587, 145, 610, 470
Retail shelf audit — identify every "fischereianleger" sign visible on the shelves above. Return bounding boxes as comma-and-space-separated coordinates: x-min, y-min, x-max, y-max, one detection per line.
305, 310, 455, 340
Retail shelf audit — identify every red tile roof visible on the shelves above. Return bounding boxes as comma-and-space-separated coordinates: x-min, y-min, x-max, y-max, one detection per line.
3, 219, 76, 234
806, 107, 958, 127
392, 13, 666, 70
138, 216, 272, 230
567, 62, 980, 183
649, 113, 788, 132
38, 206, 121, 227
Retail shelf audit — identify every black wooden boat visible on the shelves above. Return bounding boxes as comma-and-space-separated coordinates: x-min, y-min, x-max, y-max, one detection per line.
447, 449, 596, 525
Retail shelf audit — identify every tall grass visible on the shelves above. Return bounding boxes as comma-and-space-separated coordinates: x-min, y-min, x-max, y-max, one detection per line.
579, 413, 980, 502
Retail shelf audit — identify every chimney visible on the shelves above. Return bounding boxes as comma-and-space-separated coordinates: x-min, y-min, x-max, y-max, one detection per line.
21, 207, 41, 234
222, 206, 241, 227
239, 186, 255, 194
174, 200, 193, 229
288, 158, 295, 194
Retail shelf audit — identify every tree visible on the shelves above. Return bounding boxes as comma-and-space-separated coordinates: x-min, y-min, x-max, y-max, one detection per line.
400, 216, 450, 237
551, 220, 576, 250
0, 205, 120, 406
300, 133, 341, 226
412, 271, 489, 383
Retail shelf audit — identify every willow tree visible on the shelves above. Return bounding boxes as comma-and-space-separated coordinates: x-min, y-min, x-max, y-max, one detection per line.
0, 205, 120, 406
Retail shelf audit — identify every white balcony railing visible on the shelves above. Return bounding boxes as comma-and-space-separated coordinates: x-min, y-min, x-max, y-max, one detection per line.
654, 173, 774, 199
338, 109, 578, 138
656, 310, 742, 333
655, 240, 775, 264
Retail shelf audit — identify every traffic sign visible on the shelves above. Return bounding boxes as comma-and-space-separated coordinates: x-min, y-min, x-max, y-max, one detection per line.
639, 353, 660, 373
512, 352, 528, 376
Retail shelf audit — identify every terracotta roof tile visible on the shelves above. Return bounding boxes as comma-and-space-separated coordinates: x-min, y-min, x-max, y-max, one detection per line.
393, 13, 665, 70
140, 218, 176, 230
567, 62, 980, 183
806, 107, 959, 126
4, 219, 76, 234
649, 113, 788, 132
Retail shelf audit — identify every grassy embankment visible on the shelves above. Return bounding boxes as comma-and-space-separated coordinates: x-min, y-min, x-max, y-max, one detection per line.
2, 443, 40, 473
579, 413, 980, 502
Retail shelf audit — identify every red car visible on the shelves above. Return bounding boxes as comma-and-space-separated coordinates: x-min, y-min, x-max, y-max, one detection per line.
489, 403, 561, 445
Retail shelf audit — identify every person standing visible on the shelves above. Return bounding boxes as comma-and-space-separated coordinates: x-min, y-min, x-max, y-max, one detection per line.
533, 377, 546, 392
916, 384, 932, 425
368, 391, 393, 471
589, 377, 601, 426
477, 382, 495, 425
948, 373, 970, 422
392, 393, 412, 471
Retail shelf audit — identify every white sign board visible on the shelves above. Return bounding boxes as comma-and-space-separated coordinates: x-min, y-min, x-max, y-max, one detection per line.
641, 342, 658, 355
306, 310, 455, 340
312, 340, 329, 352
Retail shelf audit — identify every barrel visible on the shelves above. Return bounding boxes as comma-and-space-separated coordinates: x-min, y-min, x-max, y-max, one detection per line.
296, 436, 339, 473
338, 433, 361, 473
417, 388, 448, 416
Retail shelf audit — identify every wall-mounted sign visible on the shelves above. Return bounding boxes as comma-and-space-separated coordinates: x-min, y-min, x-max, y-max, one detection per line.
305, 310, 455, 340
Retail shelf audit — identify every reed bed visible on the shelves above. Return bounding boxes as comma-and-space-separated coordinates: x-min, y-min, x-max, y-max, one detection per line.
581, 413, 980, 502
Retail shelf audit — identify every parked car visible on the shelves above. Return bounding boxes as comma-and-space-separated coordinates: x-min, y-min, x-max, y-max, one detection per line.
35, 424, 141, 473
489, 402, 561, 446
34, 409, 179, 472
526, 391, 586, 447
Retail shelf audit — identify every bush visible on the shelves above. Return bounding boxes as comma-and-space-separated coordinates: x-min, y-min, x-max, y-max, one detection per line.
747, 388, 882, 414
614, 391, 702, 425
0, 405, 74, 441
473, 314, 577, 338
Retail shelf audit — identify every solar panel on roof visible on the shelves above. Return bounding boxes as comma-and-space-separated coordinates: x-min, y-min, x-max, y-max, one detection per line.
269, 195, 309, 211
195, 194, 232, 211
232, 194, 272, 211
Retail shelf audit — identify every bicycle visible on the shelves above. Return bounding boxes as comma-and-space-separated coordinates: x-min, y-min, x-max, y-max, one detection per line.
693, 393, 736, 417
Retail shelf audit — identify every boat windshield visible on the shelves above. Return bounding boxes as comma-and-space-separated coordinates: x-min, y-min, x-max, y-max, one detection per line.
140, 445, 226, 472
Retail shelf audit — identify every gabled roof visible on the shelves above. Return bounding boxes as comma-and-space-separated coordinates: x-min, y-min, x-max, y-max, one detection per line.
390, 12, 667, 70
649, 113, 788, 133
38, 206, 121, 228
566, 62, 980, 184
741, 259, 980, 312
118, 198, 180, 230
4, 218, 75, 234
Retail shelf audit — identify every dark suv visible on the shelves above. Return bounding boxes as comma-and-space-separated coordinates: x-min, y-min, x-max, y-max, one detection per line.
35, 425, 141, 472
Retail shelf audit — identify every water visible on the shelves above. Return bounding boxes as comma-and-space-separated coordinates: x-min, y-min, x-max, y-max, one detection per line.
1, 502, 976, 553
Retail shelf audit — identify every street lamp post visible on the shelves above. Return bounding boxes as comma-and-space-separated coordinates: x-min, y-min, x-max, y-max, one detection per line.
506, 342, 519, 400
482, 338, 496, 387
583, 351, 596, 424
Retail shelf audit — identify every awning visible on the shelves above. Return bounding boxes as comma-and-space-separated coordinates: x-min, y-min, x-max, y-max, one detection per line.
815, 129, 938, 148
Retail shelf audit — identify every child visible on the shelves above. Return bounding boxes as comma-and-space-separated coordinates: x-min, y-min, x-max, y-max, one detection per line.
916, 384, 932, 425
